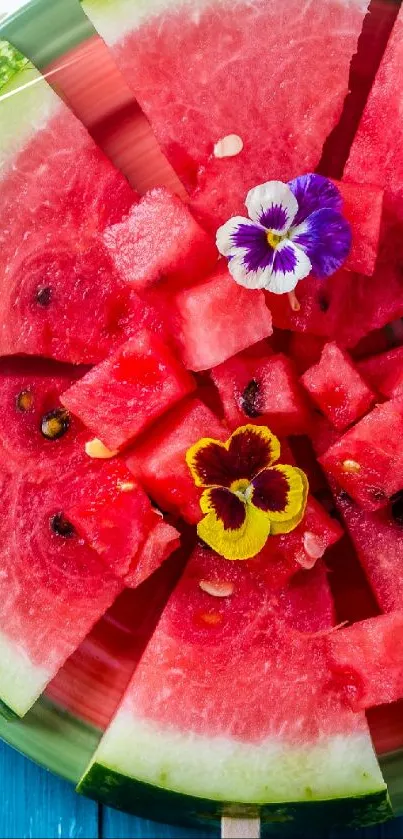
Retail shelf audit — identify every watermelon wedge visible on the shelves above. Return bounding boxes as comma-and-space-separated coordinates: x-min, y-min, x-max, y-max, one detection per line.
78, 544, 389, 827
0, 40, 160, 364
81, 0, 370, 229
357, 346, 403, 398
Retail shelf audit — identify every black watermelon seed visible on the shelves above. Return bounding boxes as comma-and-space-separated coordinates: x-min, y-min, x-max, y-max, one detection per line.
50, 513, 75, 538
391, 490, 403, 525
16, 389, 34, 412
240, 379, 261, 418
317, 293, 330, 313
40, 408, 71, 440
35, 286, 52, 307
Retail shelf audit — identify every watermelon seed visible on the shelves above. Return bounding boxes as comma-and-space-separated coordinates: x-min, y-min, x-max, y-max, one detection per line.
342, 459, 361, 473
50, 513, 75, 538
16, 390, 34, 412
117, 481, 135, 492
41, 408, 71, 440
85, 438, 117, 459
199, 579, 234, 597
317, 293, 330, 313
391, 490, 403, 524
35, 286, 52, 307
240, 379, 261, 418
213, 134, 243, 158
303, 531, 325, 561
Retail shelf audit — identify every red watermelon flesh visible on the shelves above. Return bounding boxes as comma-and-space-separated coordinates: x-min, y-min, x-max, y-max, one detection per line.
103, 187, 217, 291
61, 331, 195, 451
210, 351, 312, 436
126, 398, 228, 524
82, 0, 370, 229
0, 57, 165, 364
124, 520, 181, 589
334, 180, 383, 276
289, 333, 326, 375
357, 346, 403, 398
301, 342, 375, 431
320, 400, 403, 511
173, 266, 273, 371
79, 542, 386, 808
326, 613, 403, 712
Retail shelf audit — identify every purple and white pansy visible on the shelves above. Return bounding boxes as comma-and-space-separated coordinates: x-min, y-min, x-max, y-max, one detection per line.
216, 173, 352, 295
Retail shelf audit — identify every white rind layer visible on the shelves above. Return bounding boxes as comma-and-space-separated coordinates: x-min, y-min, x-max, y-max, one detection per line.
0, 629, 51, 717
85, 711, 385, 803
0, 63, 60, 177
82, 0, 369, 47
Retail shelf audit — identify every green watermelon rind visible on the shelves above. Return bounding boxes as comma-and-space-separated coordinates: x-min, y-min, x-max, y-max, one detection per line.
0, 630, 52, 718
0, 39, 28, 91
81, 0, 186, 46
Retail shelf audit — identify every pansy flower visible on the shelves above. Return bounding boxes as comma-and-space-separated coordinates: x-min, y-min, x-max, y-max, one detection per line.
216, 173, 352, 296
186, 424, 308, 560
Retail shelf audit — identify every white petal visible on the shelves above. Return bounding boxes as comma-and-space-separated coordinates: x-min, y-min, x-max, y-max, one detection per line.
227, 254, 271, 290
216, 216, 257, 257
245, 181, 298, 233
265, 240, 312, 294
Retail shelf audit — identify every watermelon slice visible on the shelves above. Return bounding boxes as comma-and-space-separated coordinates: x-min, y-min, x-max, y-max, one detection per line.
211, 350, 312, 436
61, 331, 195, 451
126, 398, 228, 524
320, 400, 403, 511
0, 40, 161, 364
173, 266, 273, 371
103, 187, 217, 290
357, 346, 403, 398
78, 543, 389, 826
81, 0, 370, 229
301, 342, 375, 430
124, 520, 181, 589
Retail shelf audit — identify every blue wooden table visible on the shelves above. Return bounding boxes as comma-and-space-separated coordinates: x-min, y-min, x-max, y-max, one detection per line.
1, 740, 402, 839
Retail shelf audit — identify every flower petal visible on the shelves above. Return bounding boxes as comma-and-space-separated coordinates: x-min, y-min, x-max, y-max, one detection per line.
216, 216, 262, 257
269, 468, 309, 535
291, 208, 352, 278
250, 464, 306, 522
288, 174, 342, 226
245, 181, 298, 232
186, 437, 230, 487
227, 254, 274, 290
198, 487, 271, 560
227, 424, 281, 480
265, 240, 312, 294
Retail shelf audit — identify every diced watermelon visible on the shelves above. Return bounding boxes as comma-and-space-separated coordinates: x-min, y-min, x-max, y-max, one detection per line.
126, 398, 228, 524
269, 496, 343, 574
320, 400, 403, 510
61, 331, 195, 451
124, 520, 181, 589
326, 613, 403, 711
66, 460, 165, 580
103, 188, 217, 291
173, 266, 273, 371
211, 351, 312, 435
335, 180, 383, 276
289, 333, 326, 375
357, 346, 403, 398
301, 342, 375, 430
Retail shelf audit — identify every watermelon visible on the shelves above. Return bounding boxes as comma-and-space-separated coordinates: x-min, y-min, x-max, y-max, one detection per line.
301, 342, 375, 430
0, 40, 163, 365
124, 520, 181, 589
173, 266, 273, 371
320, 400, 403, 511
334, 181, 383, 277
61, 331, 195, 451
357, 346, 403, 398
103, 187, 217, 290
126, 398, 228, 524
78, 543, 389, 827
81, 0, 370, 229
289, 333, 326, 375
210, 351, 312, 435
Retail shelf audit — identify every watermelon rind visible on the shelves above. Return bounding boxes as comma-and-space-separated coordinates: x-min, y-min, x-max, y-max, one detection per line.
77, 714, 391, 828
81, 0, 190, 44
0, 630, 51, 718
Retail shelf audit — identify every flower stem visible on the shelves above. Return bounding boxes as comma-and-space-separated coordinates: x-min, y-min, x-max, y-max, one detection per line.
288, 290, 300, 312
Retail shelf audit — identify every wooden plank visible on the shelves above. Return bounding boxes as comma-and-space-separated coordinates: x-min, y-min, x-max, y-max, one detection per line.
0, 740, 99, 838
101, 806, 217, 838
221, 817, 260, 838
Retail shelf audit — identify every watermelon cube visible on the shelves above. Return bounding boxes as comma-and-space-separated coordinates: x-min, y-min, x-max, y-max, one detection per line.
327, 613, 403, 711
173, 266, 273, 371
66, 460, 170, 582
211, 351, 312, 435
334, 180, 383, 276
301, 342, 375, 430
357, 346, 403, 399
270, 496, 343, 573
288, 333, 326, 375
103, 188, 217, 291
61, 331, 195, 451
126, 398, 227, 523
124, 520, 180, 589
320, 400, 403, 510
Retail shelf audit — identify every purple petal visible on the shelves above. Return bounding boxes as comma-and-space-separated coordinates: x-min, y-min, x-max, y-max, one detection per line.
231, 223, 274, 273
267, 240, 312, 294
246, 182, 298, 233
288, 174, 342, 226
272, 243, 297, 275
259, 204, 288, 231
291, 208, 352, 279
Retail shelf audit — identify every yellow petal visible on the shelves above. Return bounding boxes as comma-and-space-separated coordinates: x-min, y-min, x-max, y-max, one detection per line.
269, 468, 309, 535
198, 488, 271, 560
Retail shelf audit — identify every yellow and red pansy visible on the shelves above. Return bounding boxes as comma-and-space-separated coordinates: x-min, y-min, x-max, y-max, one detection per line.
186, 424, 308, 560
